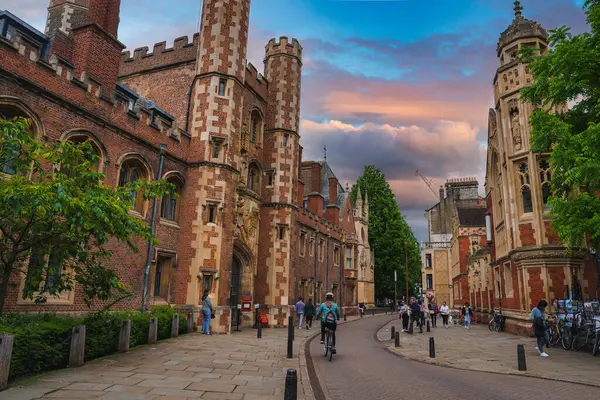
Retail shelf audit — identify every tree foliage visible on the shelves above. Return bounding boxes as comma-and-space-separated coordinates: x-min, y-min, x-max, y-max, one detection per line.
0, 117, 173, 314
350, 165, 421, 301
520, 0, 600, 250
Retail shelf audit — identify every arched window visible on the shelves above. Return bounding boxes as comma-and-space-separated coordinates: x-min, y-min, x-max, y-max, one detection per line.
518, 162, 532, 214
118, 157, 149, 214
248, 162, 260, 193
539, 159, 552, 210
160, 174, 183, 223
62, 133, 104, 175
0, 102, 38, 175
250, 110, 263, 144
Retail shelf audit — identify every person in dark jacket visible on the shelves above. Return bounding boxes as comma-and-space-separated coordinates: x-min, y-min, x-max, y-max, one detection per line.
462, 302, 473, 329
531, 300, 550, 357
304, 298, 316, 329
409, 297, 421, 333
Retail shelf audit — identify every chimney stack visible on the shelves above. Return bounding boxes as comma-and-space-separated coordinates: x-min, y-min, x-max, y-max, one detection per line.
325, 177, 340, 224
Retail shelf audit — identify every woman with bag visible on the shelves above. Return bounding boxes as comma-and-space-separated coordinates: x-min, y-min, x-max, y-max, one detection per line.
202, 290, 214, 335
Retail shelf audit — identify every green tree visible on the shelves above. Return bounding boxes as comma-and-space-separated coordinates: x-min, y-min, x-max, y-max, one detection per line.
350, 165, 421, 301
520, 0, 600, 251
0, 117, 173, 314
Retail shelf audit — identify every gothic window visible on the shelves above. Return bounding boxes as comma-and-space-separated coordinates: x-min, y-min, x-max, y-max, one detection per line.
0, 103, 38, 175
218, 79, 226, 96
118, 158, 149, 214
518, 162, 533, 214
539, 159, 552, 210
24, 246, 62, 294
248, 163, 260, 193
251, 110, 262, 144
299, 231, 306, 257
63, 133, 103, 175
160, 175, 183, 223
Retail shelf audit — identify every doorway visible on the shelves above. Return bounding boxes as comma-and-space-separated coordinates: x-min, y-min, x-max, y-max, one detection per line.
230, 255, 242, 330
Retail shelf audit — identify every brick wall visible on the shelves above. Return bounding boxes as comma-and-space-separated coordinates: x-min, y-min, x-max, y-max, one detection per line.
519, 223, 536, 246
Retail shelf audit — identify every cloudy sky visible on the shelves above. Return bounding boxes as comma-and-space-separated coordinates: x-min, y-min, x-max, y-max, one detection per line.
4, 0, 589, 242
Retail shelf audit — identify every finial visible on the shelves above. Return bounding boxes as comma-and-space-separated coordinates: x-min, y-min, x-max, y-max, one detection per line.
323, 145, 327, 161
514, 1, 523, 19
346, 182, 349, 191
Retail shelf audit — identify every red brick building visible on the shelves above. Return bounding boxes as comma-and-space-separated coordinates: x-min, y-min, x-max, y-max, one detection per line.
0, 0, 373, 332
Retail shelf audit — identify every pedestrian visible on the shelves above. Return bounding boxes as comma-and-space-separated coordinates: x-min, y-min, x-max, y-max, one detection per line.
462, 302, 473, 329
296, 297, 305, 329
201, 290, 213, 335
305, 298, 316, 329
428, 300, 438, 328
419, 301, 425, 332
531, 300, 550, 357
439, 301, 450, 328
399, 301, 410, 332
359, 302, 365, 317
409, 297, 420, 333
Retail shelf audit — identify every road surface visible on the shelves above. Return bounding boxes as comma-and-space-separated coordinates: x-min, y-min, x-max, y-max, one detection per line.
308, 315, 600, 400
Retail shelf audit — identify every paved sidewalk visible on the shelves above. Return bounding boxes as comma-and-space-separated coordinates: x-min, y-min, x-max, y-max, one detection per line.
378, 318, 600, 387
3, 326, 317, 400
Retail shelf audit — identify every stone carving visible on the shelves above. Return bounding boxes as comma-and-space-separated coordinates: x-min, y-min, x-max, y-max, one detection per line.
488, 108, 497, 138
241, 123, 248, 151
234, 196, 259, 249
239, 159, 248, 186
511, 111, 522, 150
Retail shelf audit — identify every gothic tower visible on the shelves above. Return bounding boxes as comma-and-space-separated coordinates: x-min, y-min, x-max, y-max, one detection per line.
256, 37, 303, 326
178, 0, 251, 333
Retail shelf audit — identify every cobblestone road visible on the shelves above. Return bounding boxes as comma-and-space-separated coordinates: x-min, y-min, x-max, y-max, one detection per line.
309, 315, 600, 400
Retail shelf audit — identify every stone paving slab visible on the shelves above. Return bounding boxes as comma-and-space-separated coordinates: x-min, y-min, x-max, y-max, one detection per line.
378, 318, 600, 387
3, 325, 319, 400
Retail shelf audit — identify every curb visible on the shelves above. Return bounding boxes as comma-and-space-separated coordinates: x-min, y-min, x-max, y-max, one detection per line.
305, 314, 395, 400
376, 320, 600, 389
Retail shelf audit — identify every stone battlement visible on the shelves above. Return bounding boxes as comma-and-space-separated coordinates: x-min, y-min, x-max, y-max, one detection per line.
445, 177, 478, 185
119, 34, 200, 77
244, 62, 267, 100
0, 32, 189, 157
265, 36, 302, 60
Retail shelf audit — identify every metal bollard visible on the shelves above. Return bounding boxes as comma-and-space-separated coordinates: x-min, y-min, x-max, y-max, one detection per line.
257, 322, 262, 339
391, 326, 396, 340
427, 320, 431, 332
372, 310, 375, 316
429, 337, 435, 358
287, 316, 293, 359
284, 368, 298, 400
395, 331, 400, 347
344, 314, 347, 321
517, 344, 527, 371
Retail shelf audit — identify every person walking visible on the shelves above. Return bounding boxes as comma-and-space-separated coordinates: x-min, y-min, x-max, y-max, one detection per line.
419, 301, 426, 332
399, 301, 410, 332
409, 297, 420, 333
462, 302, 473, 329
531, 300, 550, 357
428, 300, 438, 328
296, 297, 305, 329
201, 290, 213, 335
305, 298, 316, 329
439, 301, 450, 328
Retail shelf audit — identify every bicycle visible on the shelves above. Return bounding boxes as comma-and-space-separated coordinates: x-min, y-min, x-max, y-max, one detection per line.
489, 309, 504, 332
323, 326, 334, 362
545, 315, 560, 347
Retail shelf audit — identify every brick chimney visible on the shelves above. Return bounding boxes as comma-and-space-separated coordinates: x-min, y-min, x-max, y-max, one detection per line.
71, 0, 124, 95
298, 180, 305, 207
45, 0, 90, 60
325, 176, 340, 224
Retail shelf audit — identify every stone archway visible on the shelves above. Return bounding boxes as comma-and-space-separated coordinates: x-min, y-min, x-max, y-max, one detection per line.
230, 255, 242, 330
232, 241, 254, 329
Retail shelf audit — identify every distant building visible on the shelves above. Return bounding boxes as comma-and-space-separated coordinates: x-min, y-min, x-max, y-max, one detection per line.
421, 178, 486, 309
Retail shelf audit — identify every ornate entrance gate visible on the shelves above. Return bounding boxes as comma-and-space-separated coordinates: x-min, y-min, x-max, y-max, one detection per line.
230, 255, 242, 330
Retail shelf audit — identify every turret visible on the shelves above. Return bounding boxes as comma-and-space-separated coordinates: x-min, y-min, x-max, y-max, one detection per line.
355, 186, 363, 219
363, 190, 369, 221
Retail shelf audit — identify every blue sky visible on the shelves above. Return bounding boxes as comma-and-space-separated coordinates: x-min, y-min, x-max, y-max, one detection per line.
3, 0, 589, 241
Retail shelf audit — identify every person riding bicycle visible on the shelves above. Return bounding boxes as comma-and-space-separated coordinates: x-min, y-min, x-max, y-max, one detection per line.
316, 292, 341, 354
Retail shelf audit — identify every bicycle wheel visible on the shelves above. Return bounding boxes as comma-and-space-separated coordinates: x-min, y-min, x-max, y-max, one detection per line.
572, 332, 587, 351
593, 334, 600, 356
488, 318, 494, 331
323, 331, 329, 357
494, 318, 501, 332
327, 333, 333, 362
561, 327, 573, 350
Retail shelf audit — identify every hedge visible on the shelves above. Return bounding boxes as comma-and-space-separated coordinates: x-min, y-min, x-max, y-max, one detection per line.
0, 306, 188, 382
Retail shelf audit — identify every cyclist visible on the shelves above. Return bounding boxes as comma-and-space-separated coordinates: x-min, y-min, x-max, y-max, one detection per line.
316, 292, 341, 354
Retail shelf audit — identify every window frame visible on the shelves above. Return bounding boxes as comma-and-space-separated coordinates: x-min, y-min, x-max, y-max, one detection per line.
117, 157, 150, 215
517, 161, 533, 215
218, 79, 226, 96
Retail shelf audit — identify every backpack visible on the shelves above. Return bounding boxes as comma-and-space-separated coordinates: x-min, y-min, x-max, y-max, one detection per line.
325, 307, 336, 323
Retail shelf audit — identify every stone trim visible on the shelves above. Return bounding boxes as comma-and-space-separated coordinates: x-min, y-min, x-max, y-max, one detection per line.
260, 202, 299, 210
189, 160, 240, 174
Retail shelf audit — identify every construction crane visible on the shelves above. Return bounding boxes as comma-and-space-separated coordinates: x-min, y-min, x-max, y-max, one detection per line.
415, 170, 439, 200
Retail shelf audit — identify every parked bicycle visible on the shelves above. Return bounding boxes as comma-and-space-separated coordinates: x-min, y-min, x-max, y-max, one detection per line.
489, 308, 504, 332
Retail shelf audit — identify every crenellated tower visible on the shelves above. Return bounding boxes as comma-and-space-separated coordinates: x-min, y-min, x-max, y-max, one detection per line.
177, 0, 251, 333
256, 36, 303, 326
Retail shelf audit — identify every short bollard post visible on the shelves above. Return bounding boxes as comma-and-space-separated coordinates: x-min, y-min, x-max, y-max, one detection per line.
187, 312, 195, 333
257, 321, 262, 338
171, 313, 180, 338
372, 310, 375, 316
391, 326, 396, 340
69, 325, 86, 367
0, 334, 15, 391
344, 314, 347, 321
119, 319, 131, 353
289, 315, 294, 341
427, 319, 431, 332
517, 344, 527, 371
287, 317, 294, 359
394, 331, 400, 347
429, 337, 435, 358
148, 317, 158, 345
284, 368, 298, 400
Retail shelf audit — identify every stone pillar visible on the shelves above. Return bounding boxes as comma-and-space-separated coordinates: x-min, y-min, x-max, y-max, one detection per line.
171, 314, 179, 338
68, 325, 86, 368
119, 319, 130, 353
0, 334, 14, 391
148, 317, 158, 344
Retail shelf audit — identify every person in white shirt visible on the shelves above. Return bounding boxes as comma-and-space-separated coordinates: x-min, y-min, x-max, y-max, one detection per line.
439, 301, 450, 328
